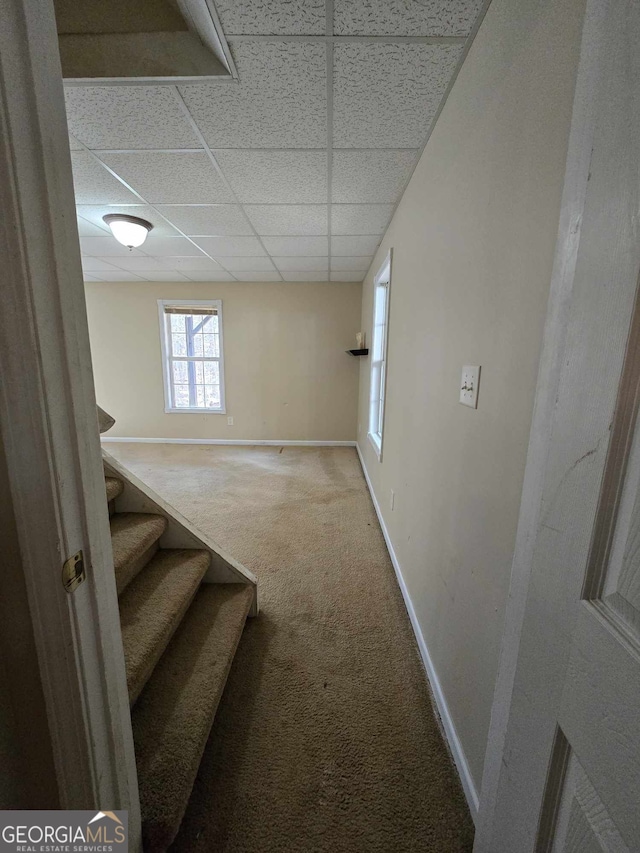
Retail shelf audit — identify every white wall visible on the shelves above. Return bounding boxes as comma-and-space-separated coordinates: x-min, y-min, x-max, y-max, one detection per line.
85, 280, 362, 441
356, 0, 586, 799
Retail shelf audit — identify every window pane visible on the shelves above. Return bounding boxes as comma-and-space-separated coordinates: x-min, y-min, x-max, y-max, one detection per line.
203, 334, 219, 357
170, 314, 185, 333
205, 385, 220, 408
210, 315, 219, 333
204, 361, 219, 385
200, 315, 215, 332
194, 362, 204, 384
191, 334, 204, 357
172, 361, 188, 384
174, 385, 189, 408
172, 334, 187, 356
196, 386, 205, 407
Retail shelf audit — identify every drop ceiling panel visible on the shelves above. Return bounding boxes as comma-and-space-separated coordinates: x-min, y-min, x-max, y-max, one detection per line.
331, 256, 373, 271
233, 271, 283, 281
69, 135, 82, 150
215, 151, 327, 204
138, 235, 205, 256
244, 205, 328, 236
65, 86, 199, 149
101, 152, 234, 204
77, 216, 108, 238
183, 271, 237, 281
71, 152, 139, 204
193, 236, 267, 257
91, 270, 146, 282
179, 42, 327, 148
135, 271, 191, 282
215, 1, 325, 35
333, 43, 463, 148
155, 205, 252, 236
77, 204, 179, 237
158, 256, 224, 271
101, 256, 181, 272
331, 204, 394, 235
214, 256, 276, 271
280, 271, 330, 282
333, 0, 484, 36
330, 271, 367, 282
331, 235, 381, 256
332, 150, 418, 203
79, 236, 144, 257
81, 257, 121, 272
273, 256, 328, 272
261, 236, 329, 256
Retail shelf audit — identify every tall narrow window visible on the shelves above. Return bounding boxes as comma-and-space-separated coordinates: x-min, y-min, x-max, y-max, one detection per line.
158, 299, 226, 413
368, 251, 392, 459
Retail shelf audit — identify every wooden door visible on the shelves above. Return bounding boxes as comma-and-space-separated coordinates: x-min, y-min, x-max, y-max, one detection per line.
475, 0, 640, 849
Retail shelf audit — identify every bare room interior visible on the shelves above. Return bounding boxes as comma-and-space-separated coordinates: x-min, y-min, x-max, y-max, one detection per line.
1, 0, 639, 851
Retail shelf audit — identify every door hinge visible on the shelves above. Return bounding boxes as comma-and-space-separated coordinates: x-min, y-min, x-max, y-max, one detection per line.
62, 550, 86, 593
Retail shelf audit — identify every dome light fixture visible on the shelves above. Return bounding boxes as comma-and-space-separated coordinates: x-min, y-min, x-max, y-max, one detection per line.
103, 214, 153, 249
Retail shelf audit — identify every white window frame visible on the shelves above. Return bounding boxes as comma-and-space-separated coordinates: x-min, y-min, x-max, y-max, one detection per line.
368, 250, 392, 460
158, 299, 226, 414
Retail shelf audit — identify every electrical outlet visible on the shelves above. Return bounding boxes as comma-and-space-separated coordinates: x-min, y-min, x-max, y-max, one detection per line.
227, 416, 234, 425
390, 489, 395, 511
460, 365, 481, 409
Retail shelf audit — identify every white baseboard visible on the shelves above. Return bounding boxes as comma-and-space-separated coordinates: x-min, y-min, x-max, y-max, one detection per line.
355, 443, 480, 822
101, 437, 356, 447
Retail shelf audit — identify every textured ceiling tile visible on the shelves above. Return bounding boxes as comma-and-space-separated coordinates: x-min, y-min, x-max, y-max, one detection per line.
280, 271, 330, 282
92, 270, 146, 282
83, 275, 101, 282
140, 236, 205, 257
76, 204, 178, 237
71, 152, 139, 204
332, 150, 418, 203
262, 236, 328, 256
214, 256, 275, 271
273, 256, 328, 272
65, 86, 199, 149
331, 204, 394, 235
333, 43, 463, 148
69, 135, 83, 150
79, 236, 144, 257
81, 257, 121, 272
216, 0, 325, 34
193, 236, 266, 257
77, 216, 108, 238
158, 256, 223, 271
244, 205, 328, 236
101, 152, 234, 204
183, 271, 237, 281
331, 235, 380, 255
334, 0, 484, 36
330, 271, 366, 282
215, 151, 327, 204
155, 205, 252, 236
135, 271, 191, 282
103, 256, 182, 272
179, 42, 326, 148
232, 271, 283, 281
331, 255, 373, 271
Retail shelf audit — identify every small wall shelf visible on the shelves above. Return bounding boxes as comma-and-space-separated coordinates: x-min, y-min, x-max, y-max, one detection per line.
346, 348, 369, 356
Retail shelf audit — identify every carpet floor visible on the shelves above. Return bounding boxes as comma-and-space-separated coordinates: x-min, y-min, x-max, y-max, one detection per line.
106, 443, 475, 853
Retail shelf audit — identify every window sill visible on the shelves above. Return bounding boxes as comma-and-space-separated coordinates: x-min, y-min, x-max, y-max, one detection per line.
368, 430, 383, 460
165, 407, 227, 415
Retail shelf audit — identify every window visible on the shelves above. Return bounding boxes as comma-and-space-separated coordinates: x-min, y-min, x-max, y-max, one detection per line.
158, 300, 226, 413
368, 251, 392, 459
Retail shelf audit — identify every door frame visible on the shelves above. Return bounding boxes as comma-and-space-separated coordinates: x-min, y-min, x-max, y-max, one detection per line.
474, 0, 639, 847
0, 0, 140, 845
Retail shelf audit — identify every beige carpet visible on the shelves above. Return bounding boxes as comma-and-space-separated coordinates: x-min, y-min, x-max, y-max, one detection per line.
106, 443, 474, 852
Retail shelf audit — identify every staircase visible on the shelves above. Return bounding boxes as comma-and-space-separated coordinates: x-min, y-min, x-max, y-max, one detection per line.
103, 457, 257, 851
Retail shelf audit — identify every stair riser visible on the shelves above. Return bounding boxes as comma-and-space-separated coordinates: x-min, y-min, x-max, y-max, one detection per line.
117, 541, 159, 596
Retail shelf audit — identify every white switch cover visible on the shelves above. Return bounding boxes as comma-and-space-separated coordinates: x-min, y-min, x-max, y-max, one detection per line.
460, 365, 481, 408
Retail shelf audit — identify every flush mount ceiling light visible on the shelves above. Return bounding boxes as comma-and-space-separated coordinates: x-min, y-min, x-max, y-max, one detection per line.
103, 214, 153, 249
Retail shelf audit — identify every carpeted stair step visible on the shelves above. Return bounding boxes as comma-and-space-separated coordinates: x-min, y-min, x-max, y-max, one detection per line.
132, 583, 254, 852
110, 512, 167, 595
105, 475, 123, 503
119, 549, 211, 705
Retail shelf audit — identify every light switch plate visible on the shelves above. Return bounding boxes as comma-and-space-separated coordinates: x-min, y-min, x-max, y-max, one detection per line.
460, 365, 481, 408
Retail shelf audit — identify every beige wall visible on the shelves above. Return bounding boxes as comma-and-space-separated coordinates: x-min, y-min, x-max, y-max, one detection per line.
357, 0, 586, 793
85, 280, 362, 441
